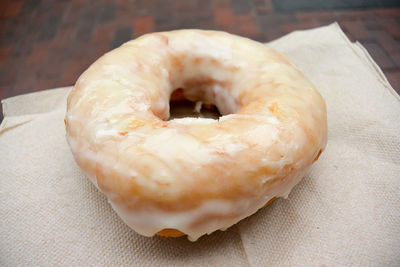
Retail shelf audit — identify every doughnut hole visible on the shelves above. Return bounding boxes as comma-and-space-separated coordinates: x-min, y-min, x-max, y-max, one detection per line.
165, 55, 241, 120
168, 88, 222, 120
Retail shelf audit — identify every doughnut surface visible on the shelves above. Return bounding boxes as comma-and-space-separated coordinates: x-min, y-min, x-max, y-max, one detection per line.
65, 30, 327, 241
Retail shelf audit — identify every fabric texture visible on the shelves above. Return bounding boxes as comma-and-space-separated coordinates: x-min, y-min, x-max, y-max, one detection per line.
1, 23, 399, 266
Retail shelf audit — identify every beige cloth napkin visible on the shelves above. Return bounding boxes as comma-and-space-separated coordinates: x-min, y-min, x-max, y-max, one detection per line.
1, 23, 399, 266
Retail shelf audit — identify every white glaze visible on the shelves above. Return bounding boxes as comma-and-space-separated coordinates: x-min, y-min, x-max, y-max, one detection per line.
65, 30, 327, 240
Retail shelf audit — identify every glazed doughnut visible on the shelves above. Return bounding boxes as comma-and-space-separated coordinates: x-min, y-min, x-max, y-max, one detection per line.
65, 30, 327, 241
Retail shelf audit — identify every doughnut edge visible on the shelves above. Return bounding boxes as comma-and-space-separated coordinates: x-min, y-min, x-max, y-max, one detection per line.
156, 197, 277, 238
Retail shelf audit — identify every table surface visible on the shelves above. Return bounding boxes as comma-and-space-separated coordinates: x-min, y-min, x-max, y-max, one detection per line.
0, 0, 399, 120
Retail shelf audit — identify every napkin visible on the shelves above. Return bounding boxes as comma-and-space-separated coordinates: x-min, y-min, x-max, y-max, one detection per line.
1, 23, 399, 266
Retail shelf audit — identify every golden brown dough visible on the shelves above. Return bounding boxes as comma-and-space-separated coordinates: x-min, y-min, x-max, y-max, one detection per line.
65, 30, 327, 241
